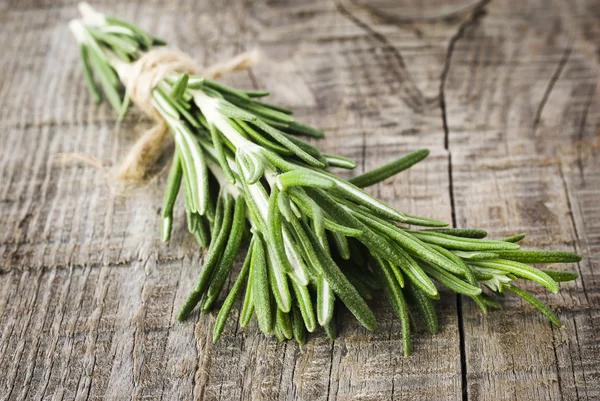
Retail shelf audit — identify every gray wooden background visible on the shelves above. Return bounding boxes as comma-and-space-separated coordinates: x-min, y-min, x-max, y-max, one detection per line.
1, 0, 598, 400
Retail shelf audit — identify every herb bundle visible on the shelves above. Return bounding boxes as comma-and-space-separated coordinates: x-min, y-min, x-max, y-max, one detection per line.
70, 3, 581, 353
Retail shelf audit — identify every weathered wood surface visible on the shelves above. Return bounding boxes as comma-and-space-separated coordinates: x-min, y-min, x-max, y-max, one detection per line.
0, 0, 598, 399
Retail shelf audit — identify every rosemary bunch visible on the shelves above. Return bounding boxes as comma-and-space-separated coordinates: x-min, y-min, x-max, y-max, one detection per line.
70, 3, 581, 353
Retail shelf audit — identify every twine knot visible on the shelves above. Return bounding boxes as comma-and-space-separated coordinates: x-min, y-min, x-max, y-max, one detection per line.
112, 48, 259, 182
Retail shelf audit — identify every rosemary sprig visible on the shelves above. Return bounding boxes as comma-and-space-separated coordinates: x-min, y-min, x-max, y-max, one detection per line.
70, 3, 582, 350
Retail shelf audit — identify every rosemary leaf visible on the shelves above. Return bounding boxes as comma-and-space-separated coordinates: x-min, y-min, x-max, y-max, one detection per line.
177, 194, 234, 320
300, 220, 377, 331
202, 196, 247, 310
471, 260, 559, 294
161, 150, 183, 242
349, 149, 429, 188
213, 243, 253, 342
79, 45, 101, 103
291, 304, 307, 344
541, 269, 579, 282
423, 228, 488, 239
251, 236, 273, 334
499, 233, 527, 243
407, 281, 438, 334
493, 250, 582, 264
317, 275, 335, 326
504, 284, 560, 326
372, 255, 411, 356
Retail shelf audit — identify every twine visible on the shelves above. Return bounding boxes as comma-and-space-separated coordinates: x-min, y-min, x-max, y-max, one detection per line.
61, 48, 259, 184
115, 48, 258, 182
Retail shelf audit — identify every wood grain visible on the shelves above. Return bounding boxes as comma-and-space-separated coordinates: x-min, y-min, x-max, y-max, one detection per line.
0, 0, 598, 400
442, 0, 600, 399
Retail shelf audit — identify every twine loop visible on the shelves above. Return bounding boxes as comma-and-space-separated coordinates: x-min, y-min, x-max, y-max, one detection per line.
113, 48, 259, 181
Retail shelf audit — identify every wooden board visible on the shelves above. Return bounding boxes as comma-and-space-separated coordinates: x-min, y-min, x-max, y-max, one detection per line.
0, 0, 598, 400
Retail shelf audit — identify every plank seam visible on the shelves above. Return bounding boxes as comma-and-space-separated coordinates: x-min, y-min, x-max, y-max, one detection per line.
438, 2, 491, 400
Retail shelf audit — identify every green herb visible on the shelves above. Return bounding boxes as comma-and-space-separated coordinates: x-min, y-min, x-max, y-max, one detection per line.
70, 3, 581, 351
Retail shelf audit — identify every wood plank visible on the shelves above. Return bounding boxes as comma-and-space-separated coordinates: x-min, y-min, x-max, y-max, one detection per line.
0, 1, 479, 400
2, 0, 599, 399
443, 0, 600, 399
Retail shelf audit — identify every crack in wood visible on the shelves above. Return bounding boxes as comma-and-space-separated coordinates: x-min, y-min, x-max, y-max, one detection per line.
333, 0, 431, 112
438, 2, 491, 400
439, 0, 491, 150
344, 0, 488, 25
575, 85, 595, 184
532, 46, 572, 137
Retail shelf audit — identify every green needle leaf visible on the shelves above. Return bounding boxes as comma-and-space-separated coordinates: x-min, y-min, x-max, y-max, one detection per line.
452, 250, 499, 261
194, 218, 210, 248
287, 188, 326, 238
322, 153, 356, 169
87, 48, 122, 112
203, 196, 247, 310
372, 255, 411, 356
79, 45, 101, 103
278, 170, 336, 190
493, 250, 582, 264
105, 15, 154, 49
480, 293, 503, 309
236, 119, 293, 155
170, 73, 189, 100
204, 78, 251, 100
239, 267, 255, 328
407, 281, 438, 334
287, 217, 325, 277
161, 150, 183, 242
266, 247, 292, 313
499, 233, 526, 243
323, 218, 363, 237
504, 284, 561, 326
277, 190, 295, 222
273, 324, 285, 342
309, 188, 437, 297
423, 228, 488, 239
244, 89, 270, 98
209, 123, 236, 184
87, 26, 139, 54
471, 260, 559, 294
291, 303, 307, 345
244, 101, 294, 123
300, 220, 377, 331
276, 308, 293, 340
285, 121, 325, 138
177, 194, 234, 320
251, 235, 273, 334
343, 268, 373, 300
349, 149, 429, 188
347, 210, 455, 295
324, 318, 338, 340
213, 242, 253, 342
317, 275, 335, 326
331, 232, 351, 260
182, 178, 196, 232
388, 261, 405, 288
419, 263, 482, 297
540, 270, 579, 282
252, 120, 325, 167
291, 280, 317, 332
409, 230, 520, 251
267, 186, 294, 274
